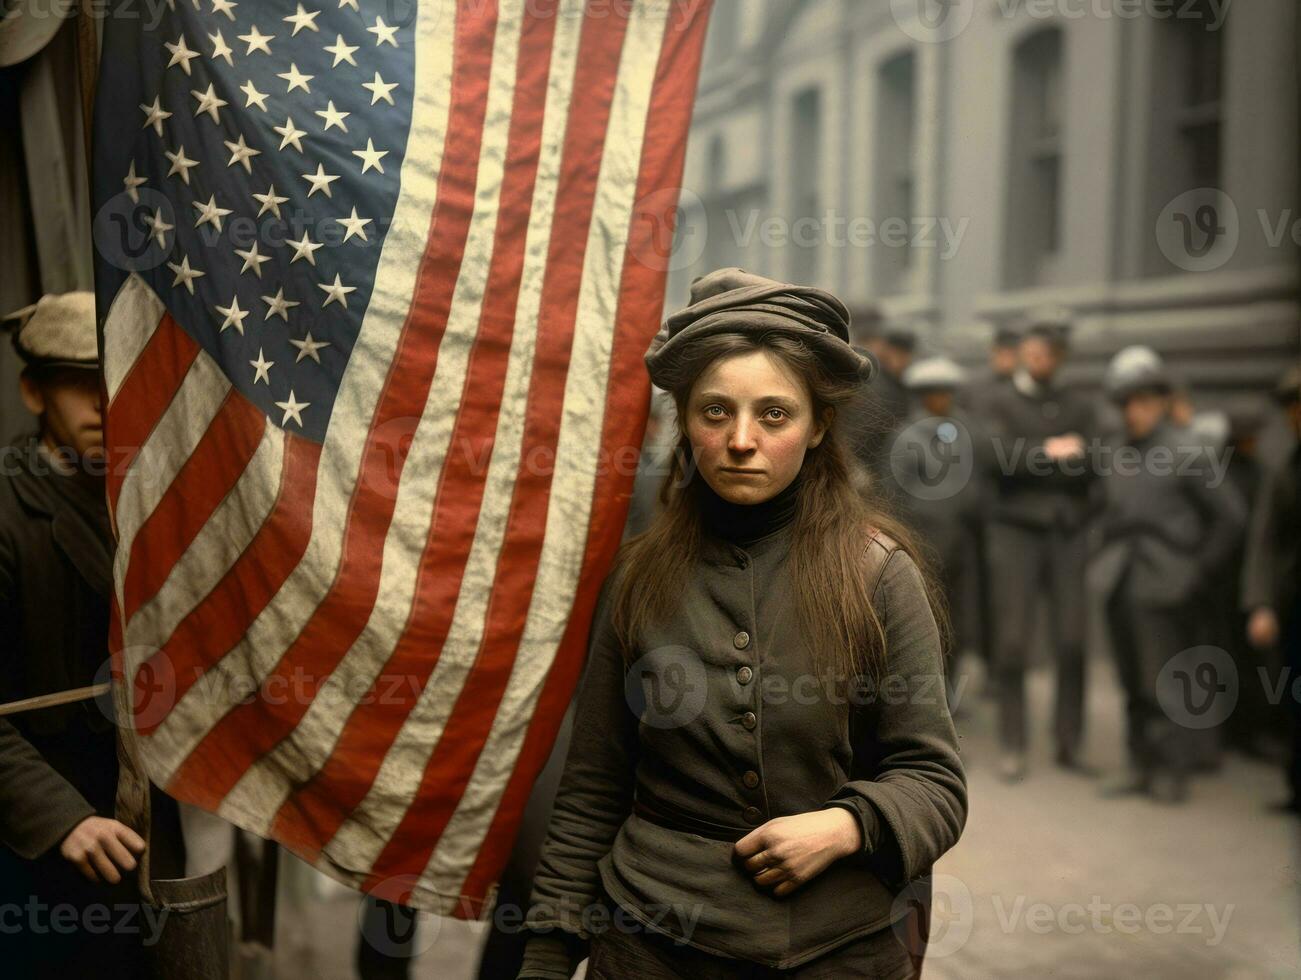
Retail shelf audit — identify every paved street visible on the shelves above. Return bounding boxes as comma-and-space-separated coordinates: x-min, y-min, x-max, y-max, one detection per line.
269, 652, 1300, 980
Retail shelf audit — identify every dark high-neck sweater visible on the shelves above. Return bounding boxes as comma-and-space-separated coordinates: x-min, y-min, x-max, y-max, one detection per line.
697, 468, 803, 547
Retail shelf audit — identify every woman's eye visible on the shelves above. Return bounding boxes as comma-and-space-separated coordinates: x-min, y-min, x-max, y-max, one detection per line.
703, 405, 726, 419
764, 409, 787, 422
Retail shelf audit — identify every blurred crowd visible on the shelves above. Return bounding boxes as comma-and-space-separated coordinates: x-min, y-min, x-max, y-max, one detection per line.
635, 307, 1300, 813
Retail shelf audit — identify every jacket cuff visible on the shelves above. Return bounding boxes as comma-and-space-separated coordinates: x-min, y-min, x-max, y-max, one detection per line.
517, 929, 586, 980
820, 797, 881, 858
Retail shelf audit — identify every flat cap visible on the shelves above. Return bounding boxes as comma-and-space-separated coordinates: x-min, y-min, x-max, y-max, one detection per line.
883, 319, 920, 352
644, 267, 875, 387
903, 356, 967, 392
3, 291, 99, 369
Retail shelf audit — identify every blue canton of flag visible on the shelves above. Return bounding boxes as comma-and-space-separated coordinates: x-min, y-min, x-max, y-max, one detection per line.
95, 0, 416, 441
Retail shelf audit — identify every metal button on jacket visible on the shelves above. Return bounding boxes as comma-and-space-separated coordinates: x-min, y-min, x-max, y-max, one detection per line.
733, 630, 750, 649
742, 806, 763, 825
736, 665, 753, 685
742, 770, 760, 789
741, 711, 757, 730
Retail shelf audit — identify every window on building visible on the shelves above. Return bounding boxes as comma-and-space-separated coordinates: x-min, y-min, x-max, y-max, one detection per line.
1144, 0, 1227, 274
789, 87, 821, 284
874, 50, 917, 296
1003, 28, 1064, 289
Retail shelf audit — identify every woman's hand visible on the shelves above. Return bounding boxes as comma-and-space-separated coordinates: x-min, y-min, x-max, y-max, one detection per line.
733, 808, 863, 897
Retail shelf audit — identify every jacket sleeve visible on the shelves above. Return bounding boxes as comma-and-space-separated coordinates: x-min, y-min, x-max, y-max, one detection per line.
0, 524, 96, 860
819, 550, 968, 889
517, 568, 639, 980
1241, 461, 1281, 613
1182, 453, 1247, 594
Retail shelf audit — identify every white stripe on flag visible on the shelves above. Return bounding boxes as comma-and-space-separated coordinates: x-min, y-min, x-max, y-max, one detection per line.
103, 273, 165, 405
143, 0, 459, 783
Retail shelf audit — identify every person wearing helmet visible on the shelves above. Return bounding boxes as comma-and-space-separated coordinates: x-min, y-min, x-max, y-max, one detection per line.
1092, 346, 1245, 804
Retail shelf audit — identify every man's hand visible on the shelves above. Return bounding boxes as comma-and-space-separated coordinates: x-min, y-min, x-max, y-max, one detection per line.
59, 816, 146, 884
1044, 434, 1086, 461
1247, 607, 1280, 650
733, 808, 862, 898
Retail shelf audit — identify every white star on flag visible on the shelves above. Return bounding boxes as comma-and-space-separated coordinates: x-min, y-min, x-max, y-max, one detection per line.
165, 34, 200, 75
337, 206, 371, 242
122, 160, 147, 203
235, 242, 272, 277
212, 0, 238, 22
301, 163, 340, 198
140, 96, 172, 136
317, 274, 356, 310
238, 26, 274, 55
352, 138, 386, 174
165, 145, 200, 184
315, 100, 350, 133
262, 287, 301, 321
224, 135, 262, 173
252, 184, 289, 218
192, 193, 233, 232
241, 80, 270, 111
145, 208, 173, 248
209, 29, 234, 66
167, 254, 206, 294
215, 295, 249, 334
273, 117, 307, 153
290, 330, 330, 364
191, 83, 228, 124
274, 390, 309, 427
287, 231, 324, 265
278, 63, 314, 94
284, 4, 322, 37
249, 347, 274, 385
367, 16, 398, 47
325, 34, 359, 67
362, 72, 397, 106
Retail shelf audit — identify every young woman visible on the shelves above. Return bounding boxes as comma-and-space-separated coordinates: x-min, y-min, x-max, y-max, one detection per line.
516, 268, 967, 979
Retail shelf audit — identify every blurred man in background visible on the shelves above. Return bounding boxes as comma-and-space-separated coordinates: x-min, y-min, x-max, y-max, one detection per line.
980, 308, 1096, 782
1091, 347, 1244, 804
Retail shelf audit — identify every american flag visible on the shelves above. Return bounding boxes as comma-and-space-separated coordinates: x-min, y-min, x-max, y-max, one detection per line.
93, 0, 711, 915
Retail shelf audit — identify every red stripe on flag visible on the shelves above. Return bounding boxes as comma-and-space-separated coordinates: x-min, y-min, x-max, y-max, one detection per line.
162, 0, 502, 810
122, 390, 267, 622
458, 1, 714, 910
105, 314, 201, 513
365, 3, 638, 888
269, 0, 564, 857
133, 431, 320, 739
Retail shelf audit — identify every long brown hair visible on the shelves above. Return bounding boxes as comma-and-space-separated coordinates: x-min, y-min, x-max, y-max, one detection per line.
612, 330, 949, 685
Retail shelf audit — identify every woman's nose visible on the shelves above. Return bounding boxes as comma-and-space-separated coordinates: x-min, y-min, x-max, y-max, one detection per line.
728, 417, 757, 453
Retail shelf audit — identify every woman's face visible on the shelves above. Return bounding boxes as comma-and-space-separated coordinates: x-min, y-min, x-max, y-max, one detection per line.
684, 349, 827, 505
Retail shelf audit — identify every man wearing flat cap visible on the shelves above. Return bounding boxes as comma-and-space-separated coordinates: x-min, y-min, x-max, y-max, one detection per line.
0, 292, 185, 976
979, 306, 1097, 783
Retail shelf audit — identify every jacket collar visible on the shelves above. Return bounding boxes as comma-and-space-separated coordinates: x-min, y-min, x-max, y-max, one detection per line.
7, 435, 113, 597
698, 520, 794, 567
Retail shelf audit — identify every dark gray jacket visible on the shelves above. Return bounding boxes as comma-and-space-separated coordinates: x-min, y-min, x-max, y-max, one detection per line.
1091, 422, 1245, 607
1242, 440, 1300, 617
517, 525, 967, 977
981, 371, 1097, 531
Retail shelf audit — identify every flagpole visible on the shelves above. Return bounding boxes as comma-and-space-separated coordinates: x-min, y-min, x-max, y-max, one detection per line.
74, 0, 98, 169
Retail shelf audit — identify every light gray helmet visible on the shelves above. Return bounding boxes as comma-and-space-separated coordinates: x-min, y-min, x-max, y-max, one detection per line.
1104, 345, 1170, 402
